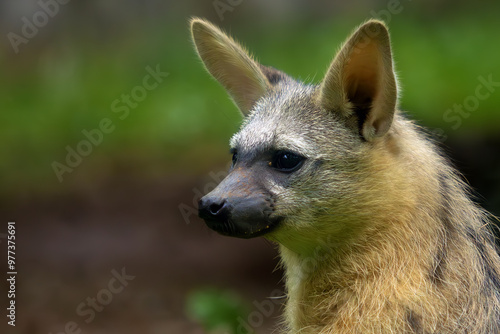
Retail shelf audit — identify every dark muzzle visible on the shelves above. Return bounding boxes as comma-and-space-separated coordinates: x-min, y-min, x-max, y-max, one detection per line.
198, 168, 280, 238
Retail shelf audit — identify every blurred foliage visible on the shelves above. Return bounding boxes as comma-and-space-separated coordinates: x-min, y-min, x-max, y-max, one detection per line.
186, 287, 249, 333
0, 2, 499, 197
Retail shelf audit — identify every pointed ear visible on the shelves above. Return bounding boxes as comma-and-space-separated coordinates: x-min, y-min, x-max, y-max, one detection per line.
319, 20, 398, 141
190, 18, 271, 116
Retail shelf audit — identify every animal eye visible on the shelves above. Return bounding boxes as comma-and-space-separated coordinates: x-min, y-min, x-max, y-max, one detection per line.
231, 150, 238, 167
272, 151, 305, 172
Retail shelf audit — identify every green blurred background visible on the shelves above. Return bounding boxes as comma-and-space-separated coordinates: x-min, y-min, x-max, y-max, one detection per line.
1, 1, 499, 333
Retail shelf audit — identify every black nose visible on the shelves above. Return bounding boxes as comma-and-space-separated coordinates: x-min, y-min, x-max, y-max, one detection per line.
198, 197, 229, 222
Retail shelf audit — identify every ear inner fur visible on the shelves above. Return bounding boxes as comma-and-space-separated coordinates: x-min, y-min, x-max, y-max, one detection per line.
319, 20, 397, 141
190, 17, 271, 116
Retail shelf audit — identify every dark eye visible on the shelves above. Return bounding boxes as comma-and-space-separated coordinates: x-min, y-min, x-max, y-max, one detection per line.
231, 150, 238, 167
272, 151, 305, 172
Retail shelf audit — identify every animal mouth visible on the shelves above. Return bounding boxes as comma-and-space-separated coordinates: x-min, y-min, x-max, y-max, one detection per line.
205, 219, 236, 236
204, 217, 282, 239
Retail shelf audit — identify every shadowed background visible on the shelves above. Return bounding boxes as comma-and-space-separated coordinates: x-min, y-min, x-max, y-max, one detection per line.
1, 0, 499, 333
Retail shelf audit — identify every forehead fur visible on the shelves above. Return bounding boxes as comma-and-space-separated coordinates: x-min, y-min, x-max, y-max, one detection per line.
230, 79, 355, 159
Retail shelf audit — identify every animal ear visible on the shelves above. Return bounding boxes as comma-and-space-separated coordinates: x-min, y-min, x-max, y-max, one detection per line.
319, 20, 398, 141
190, 17, 271, 116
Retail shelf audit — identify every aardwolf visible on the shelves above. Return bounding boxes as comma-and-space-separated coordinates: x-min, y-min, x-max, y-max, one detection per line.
192, 18, 500, 333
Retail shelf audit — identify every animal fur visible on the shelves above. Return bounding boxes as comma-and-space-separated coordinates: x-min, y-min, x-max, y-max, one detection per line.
191, 18, 500, 333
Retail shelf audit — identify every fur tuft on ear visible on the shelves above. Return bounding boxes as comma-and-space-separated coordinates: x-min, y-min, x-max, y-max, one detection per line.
190, 18, 271, 116
319, 20, 398, 141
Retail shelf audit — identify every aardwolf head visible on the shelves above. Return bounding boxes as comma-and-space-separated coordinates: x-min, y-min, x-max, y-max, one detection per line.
192, 18, 398, 253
